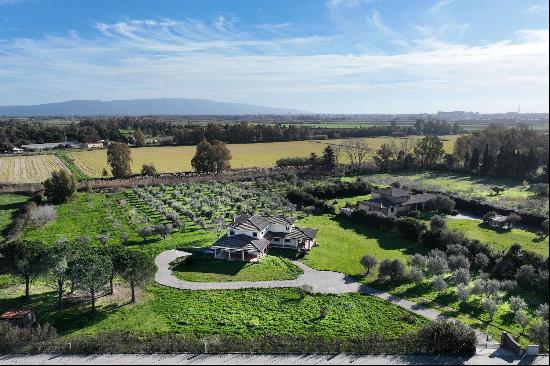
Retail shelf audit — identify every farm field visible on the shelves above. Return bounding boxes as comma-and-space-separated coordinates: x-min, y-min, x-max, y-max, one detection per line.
20, 192, 217, 257
446, 218, 549, 257
70, 135, 459, 177
347, 171, 549, 216
0, 154, 68, 183
0, 284, 428, 341
299, 214, 425, 279
172, 254, 303, 282
0, 194, 27, 241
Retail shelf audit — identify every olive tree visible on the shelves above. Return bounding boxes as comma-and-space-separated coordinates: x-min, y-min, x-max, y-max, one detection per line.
514, 310, 530, 336
509, 296, 527, 313
360, 255, 378, 276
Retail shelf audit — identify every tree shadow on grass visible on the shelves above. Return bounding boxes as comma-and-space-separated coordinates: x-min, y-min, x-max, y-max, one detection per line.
171, 254, 247, 276
0, 290, 113, 336
334, 215, 427, 257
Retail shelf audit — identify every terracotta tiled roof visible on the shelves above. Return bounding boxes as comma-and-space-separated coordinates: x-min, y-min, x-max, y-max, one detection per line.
0, 309, 33, 320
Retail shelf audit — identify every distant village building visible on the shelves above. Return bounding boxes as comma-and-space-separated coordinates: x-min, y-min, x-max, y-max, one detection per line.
21, 141, 81, 152
211, 215, 317, 261
79, 141, 104, 149
145, 136, 173, 145
0, 308, 36, 328
358, 187, 436, 217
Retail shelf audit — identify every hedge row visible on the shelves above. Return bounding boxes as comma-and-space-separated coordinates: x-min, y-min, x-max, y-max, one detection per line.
0, 321, 476, 356
303, 181, 373, 199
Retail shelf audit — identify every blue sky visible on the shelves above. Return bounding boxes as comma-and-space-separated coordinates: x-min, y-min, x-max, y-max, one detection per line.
0, 0, 548, 113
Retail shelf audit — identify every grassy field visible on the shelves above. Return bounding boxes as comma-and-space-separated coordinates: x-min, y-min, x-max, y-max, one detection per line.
299, 214, 425, 279
0, 194, 27, 242
20, 192, 216, 257
0, 283, 428, 339
172, 254, 303, 282
446, 218, 549, 257
70, 136, 459, 177
0, 154, 68, 183
348, 171, 549, 216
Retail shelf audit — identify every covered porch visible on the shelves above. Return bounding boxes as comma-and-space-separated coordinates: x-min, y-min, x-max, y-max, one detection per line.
212, 247, 265, 262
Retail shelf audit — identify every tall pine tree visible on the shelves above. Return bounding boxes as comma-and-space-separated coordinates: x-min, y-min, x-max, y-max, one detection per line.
469, 147, 481, 173
480, 144, 494, 174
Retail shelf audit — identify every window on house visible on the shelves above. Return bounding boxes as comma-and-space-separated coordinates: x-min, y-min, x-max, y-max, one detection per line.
229, 230, 235, 236
275, 237, 281, 242
253, 232, 257, 237
284, 239, 290, 243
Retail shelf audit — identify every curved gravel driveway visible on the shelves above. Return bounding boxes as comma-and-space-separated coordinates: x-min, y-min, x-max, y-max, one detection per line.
155, 249, 496, 345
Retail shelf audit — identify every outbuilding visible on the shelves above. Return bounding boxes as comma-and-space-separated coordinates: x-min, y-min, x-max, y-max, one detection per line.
0, 308, 36, 328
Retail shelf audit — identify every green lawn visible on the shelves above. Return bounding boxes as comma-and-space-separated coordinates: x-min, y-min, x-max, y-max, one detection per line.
332, 194, 371, 210
446, 218, 549, 256
172, 254, 303, 282
0, 194, 27, 242
345, 171, 548, 216
299, 214, 426, 279
0, 283, 428, 340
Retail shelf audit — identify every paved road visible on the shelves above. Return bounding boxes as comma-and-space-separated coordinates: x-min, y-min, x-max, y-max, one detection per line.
155, 250, 496, 345
1, 349, 547, 365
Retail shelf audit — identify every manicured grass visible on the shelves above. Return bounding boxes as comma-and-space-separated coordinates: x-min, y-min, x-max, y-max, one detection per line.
0, 284, 428, 339
446, 218, 549, 257
172, 254, 303, 282
0, 194, 27, 242
332, 194, 371, 210
70, 136, 459, 177
299, 214, 426, 279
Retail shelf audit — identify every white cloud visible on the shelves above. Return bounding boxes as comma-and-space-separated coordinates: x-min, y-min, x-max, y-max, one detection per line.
523, 4, 549, 14
0, 18, 548, 113
429, 0, 459, 14
366, 10, 395, 36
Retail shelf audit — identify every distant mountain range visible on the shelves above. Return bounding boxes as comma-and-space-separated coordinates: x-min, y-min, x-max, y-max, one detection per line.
0, 98, 307, 116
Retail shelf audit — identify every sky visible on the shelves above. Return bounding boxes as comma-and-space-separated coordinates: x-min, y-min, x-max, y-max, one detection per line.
0, 0, 548, 113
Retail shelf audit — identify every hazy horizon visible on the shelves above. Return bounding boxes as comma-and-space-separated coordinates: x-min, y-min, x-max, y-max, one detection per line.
0, 97, 549, 115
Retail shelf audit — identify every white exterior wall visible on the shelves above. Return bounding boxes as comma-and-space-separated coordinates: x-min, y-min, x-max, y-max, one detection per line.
227, 227, 266, 239
270, 237, 299, 248
268, 223, 292, 233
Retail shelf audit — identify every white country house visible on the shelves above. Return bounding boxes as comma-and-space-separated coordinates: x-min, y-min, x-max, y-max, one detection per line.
211, 215, 317, 261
